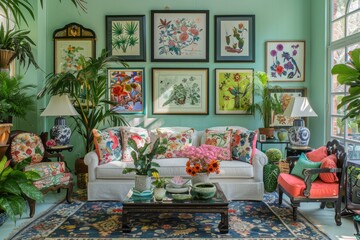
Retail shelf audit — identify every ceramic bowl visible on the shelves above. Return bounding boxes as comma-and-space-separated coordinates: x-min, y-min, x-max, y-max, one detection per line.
169, 176, 190, 188
190, 182, 216, 200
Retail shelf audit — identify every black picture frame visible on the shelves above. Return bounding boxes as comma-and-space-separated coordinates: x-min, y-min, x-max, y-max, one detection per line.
151, 10, 209, 62
106, 15, 146, 62
215, 15, 255, 62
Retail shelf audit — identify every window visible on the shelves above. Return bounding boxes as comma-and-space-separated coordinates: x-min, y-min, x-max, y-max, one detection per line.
0, 8, 14, 30
329, 0, 360, 160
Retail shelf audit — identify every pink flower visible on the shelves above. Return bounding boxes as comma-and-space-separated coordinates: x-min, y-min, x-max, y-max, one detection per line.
180, 25, 188, 32
179, 32, 189, 42
189, 28, 199, 35
46, 139, 57, 147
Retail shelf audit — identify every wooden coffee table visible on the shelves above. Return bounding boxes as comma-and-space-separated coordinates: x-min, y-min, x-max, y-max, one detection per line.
122, 182, 229, 233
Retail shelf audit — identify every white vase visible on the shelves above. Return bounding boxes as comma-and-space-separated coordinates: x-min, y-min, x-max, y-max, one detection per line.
191, 172, 210, 185
134, 175, 151, 192
153, 187, 166, 201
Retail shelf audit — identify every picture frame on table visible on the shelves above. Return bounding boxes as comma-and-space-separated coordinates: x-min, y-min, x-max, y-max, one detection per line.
214, 15, 255, 62
269, 87, 307, 127
106, 15, 146, 61
215, 68, 254, 115
151, 10, 209, 62
53, 22, 96, 74
152, 68, 209, 115
107, 68, 145, 114
266, 41, 305, 82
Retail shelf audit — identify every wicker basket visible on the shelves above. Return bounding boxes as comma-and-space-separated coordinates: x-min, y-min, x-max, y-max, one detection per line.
276, 160, 290, 174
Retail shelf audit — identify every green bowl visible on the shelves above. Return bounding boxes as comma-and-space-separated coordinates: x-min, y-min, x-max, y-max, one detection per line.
191, 182, 216, 199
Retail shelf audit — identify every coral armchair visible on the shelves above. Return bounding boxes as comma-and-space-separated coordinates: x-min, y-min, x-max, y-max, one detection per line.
278, 139, 347, 226
7, 131, 73, 217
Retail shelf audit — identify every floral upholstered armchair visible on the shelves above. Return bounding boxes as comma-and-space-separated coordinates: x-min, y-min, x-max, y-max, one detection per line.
7, 131, 73, 217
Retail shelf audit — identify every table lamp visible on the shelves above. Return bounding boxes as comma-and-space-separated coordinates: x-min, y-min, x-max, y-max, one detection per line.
283, 97, 318, 147
41, 94, 79, 145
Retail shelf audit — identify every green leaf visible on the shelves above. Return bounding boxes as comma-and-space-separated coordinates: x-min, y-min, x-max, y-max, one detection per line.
0, 155, 7, 174
24, 170, 41, 181
337, 73, 360, 84
350, 49, 360, 71
128, 138, 138, 152
14, 157, 31, 171
18, 182, 43, 201
156, 146, 167, 155
151, 162, 160, 167
331, 64, 359, 75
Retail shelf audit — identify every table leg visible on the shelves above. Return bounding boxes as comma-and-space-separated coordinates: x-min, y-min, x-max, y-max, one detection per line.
218, 210, 229, 234
122, 209, 131, 233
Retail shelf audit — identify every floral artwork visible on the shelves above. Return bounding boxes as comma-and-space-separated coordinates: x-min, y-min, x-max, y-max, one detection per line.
151, 11, 209, 61
269, 88, 307, 127
106, 16, 146, 61
107, 68, 145, 114
54, 39, 94, 74
215, 15, 255, 62
152, 68, 209, 115
215, 69, 254, 114
266, 41, 305, 82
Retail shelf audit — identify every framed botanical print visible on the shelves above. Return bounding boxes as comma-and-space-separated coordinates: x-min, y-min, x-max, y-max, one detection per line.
215, 68, 254, 115
106, 15, 146, 61
266, 41, 305, 82
53, 22, 96, 74
215, 15, 255, 62
107, 68, 145, 114
152, 68, 209, 115
151, 10, 209, 62
269, 88, 307, 127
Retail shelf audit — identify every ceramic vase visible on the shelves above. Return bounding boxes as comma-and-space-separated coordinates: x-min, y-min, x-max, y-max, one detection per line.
134, 175, 151, 192
192, 172, 210, 185
153, 187, 166, 201
191, 182, 217, 199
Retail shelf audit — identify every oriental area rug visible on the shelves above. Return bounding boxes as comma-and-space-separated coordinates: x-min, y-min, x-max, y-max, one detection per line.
7, 193, 330, 240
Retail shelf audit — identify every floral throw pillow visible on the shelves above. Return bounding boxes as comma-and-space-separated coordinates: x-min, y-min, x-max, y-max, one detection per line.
93, 128, 122, 165
10, 132, 44, 164
121, 127, 150, 162
156, 128, 194, 159
204, 129, 232, 160
231, 129, 258, 164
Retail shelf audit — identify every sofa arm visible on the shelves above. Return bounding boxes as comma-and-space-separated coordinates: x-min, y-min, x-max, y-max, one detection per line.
84, 151, 98, 182
252, 149, 268, 182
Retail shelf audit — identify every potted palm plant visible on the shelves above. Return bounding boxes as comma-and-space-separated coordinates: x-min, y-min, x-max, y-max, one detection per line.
38, 49, 128, 153
248, 71, 282, 138
0, 155, 43, 224
122, 138, 167, 192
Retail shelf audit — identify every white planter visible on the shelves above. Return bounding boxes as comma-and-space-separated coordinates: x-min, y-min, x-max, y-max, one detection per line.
153, 187, 166, 201
191, 172, 210, 185
134, 175, 151, 192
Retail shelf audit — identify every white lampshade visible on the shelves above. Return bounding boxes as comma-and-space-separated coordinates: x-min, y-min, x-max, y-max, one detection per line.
283, 97, 318, 118
41, 95, 79, 117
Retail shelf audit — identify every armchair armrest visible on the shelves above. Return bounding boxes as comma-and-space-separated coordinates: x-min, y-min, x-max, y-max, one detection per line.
252, 149, 268, 182
84, 151, 98, 182
302, 167, 341, 197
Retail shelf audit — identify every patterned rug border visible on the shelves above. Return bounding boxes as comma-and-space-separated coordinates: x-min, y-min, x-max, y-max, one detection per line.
7, 192, 332, 240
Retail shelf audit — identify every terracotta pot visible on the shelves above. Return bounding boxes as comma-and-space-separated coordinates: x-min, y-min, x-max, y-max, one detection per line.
0, 50, 15, 72
0, 123, 12, 145
259, 127, 275, 139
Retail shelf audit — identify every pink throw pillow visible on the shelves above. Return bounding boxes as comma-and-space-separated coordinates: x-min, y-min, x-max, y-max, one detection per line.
306, 146, 328, 162
319, 154, 338, 183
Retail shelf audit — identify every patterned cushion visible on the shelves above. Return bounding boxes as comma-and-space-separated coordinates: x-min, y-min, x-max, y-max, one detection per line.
32, 172, 72, 190
121, 127, 150, 162
10, 132, 44, 164
204, 129, 232, 160
231, 129, 258, 164
319, 154, 338, 183
25, 162, 66, 178
93, 128, 122, 165
155, 128, 194, 159
291, 153, 321, 182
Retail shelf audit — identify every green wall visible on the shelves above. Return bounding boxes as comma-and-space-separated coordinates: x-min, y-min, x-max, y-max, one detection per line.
18, 0, 329, 161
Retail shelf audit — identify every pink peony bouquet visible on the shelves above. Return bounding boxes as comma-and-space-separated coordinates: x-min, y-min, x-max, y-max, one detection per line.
175, 144, 223, 176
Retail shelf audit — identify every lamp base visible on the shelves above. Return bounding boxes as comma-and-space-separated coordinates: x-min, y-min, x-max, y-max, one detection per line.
288, 126, 310, 147
50, 117, 71, 146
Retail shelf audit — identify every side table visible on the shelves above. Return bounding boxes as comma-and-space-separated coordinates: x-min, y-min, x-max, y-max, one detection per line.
286, 145, 313, 157
256, 139, 290, 152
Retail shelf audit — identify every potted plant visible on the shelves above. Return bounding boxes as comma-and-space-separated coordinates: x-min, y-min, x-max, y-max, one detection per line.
122, 138, 167, 192
248, 71, 282, 138
263, 148, 282, 192
38, 49, 128, 153
0, 155, 43, 224
152, 172, 167, 201
0, 72, 35, 144
331, 48, 360, 121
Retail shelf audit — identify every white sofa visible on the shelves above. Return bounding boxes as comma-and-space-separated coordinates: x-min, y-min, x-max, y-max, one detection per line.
84, 126, 268, 201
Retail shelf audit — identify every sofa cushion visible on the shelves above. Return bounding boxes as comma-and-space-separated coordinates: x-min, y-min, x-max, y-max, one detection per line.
25, 162, 66, 178
319, 154, 338, 183
95, 158, 254, 179
93, 128, 122, 165
155, 128, 194, 158
200, 126, 248, 144
290, 153, 321, 182
306, 146, 328, 162
121, 127, 150, 162
204, 129, 232, 160
231, 129, 258, 164
10, 132, 45, 164
278, 173, 339, 198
